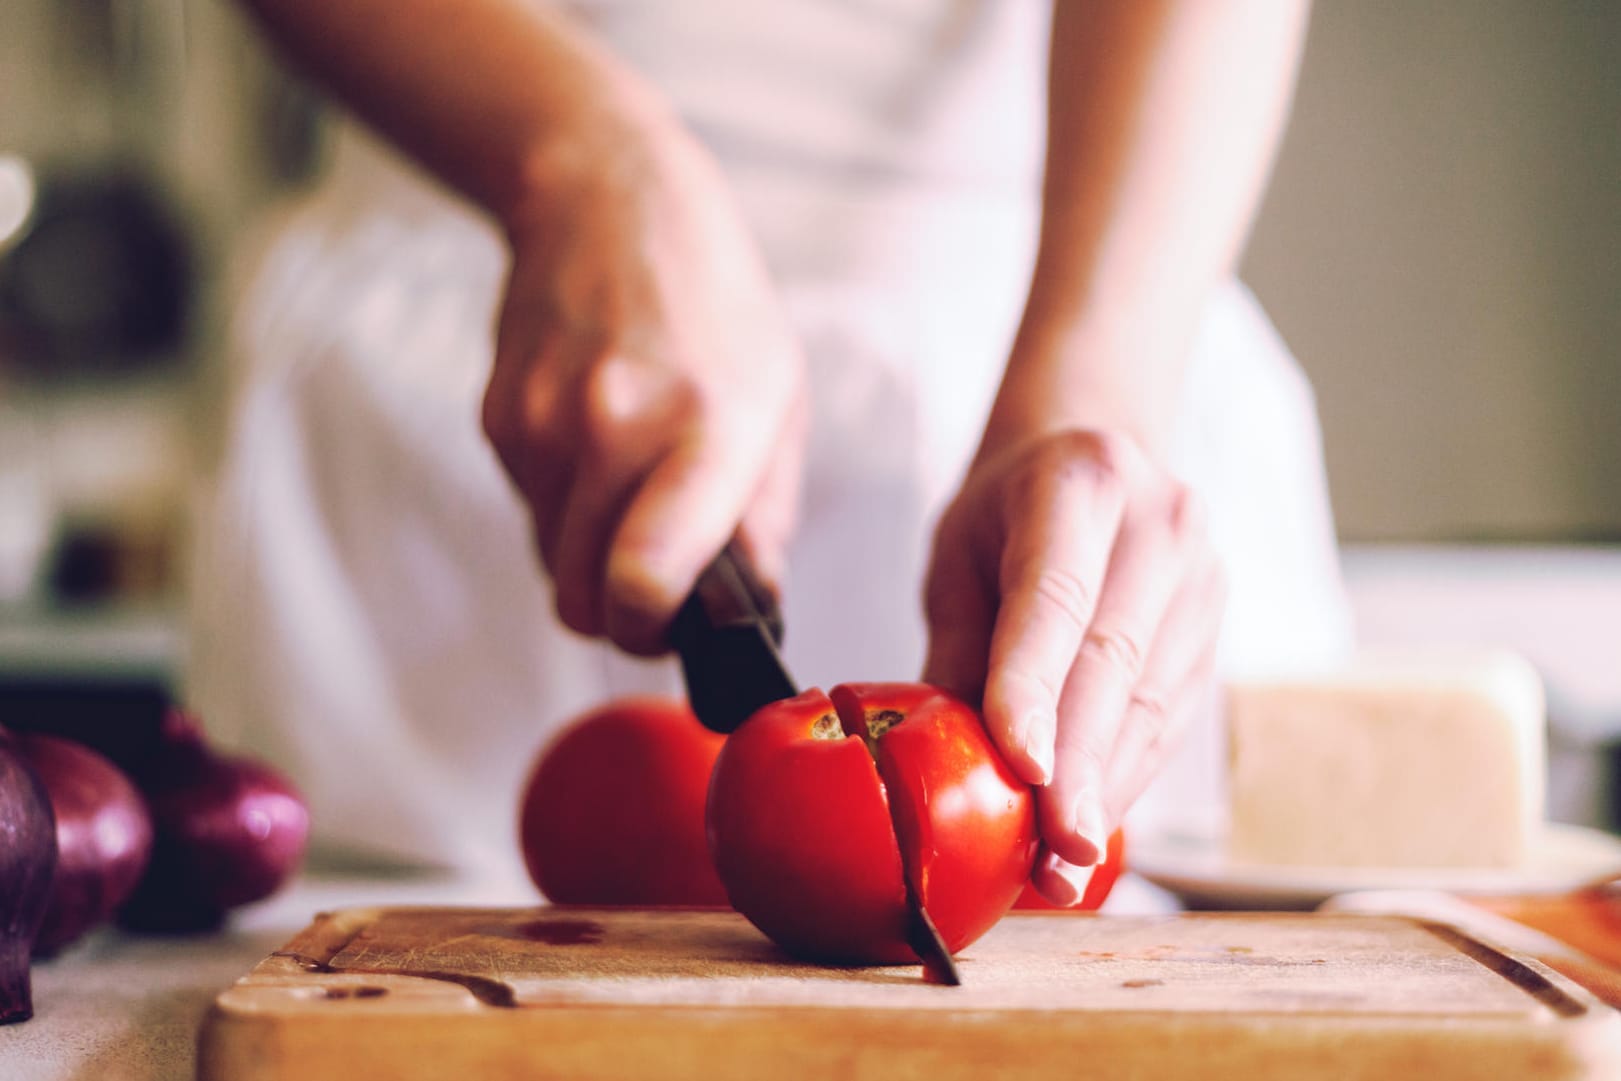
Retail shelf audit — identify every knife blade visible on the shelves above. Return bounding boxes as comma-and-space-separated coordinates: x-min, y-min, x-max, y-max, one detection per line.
669, 541, 962, 985
904, 871, 964, 986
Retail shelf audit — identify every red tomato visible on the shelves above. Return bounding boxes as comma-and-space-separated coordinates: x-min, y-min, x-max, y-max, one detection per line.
520, 697, 729, 906
705, 683, 1039, 964
1013, 828, 1126, 911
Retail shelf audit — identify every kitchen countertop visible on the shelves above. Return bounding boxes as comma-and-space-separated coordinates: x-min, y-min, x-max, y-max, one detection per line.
0, 865, 1178, 1081
0, 863, 537, 1081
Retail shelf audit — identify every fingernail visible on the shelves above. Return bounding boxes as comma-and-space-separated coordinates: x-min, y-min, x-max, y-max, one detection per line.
1040, 852, 1095, 908
1069, 795, 1107, 867
1019, 711, 1055, 785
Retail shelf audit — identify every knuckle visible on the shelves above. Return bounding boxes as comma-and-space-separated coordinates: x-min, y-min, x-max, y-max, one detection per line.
508, 401, 570, 471
1024, 565, 1097, 634
1086, 463, 1127, 514
1078, 426, 1123, 466
1165, 484, 1209, 545
998, 431, 1134, 532
998, 459, 1044, 515
576, 352, 631, 454
1063, 431, 1133, 507
1081, 624, 1146, 681
584, 353, 700, 456
1127, 689, 1191, 775
1128, 687, 1173, 740
518, 356, 565, 435
1033, 429, 1099, 477
1069, 742, 1111, 784
1055, 428, 1136, 482
990, 665, 1065, 715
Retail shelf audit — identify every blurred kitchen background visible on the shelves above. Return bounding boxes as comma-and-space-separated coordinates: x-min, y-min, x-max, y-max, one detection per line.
0, 3, 1617, 815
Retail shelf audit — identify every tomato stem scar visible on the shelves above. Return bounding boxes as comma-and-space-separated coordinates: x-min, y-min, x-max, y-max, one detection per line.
810, 712, 843, 740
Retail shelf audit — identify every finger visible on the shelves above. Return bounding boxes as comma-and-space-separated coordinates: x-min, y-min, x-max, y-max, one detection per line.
1108, 652, 1219, 831
604, 419, 777, 655
484, 328, 571, 569
981, 449, 1127, 787
510, 427, 570, 580
548, 472, 645, 638
1029, 847, 1098, 908
1041, 487, 1205, 866
480, 354, 536, 495
1103, 558, 1227, 824
525, 451, 574, 575
550, 354, 684, 635
482, 291, 564, 486
920, 507, 996, 706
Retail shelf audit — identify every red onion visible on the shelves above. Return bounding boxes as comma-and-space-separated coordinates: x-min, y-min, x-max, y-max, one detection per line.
116, 711, 310, 933
0, 727, 57, 1024
14, 734, 153, 956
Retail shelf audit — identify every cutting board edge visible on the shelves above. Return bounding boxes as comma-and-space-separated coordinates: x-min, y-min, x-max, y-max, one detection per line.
197, 993, 1621, 1081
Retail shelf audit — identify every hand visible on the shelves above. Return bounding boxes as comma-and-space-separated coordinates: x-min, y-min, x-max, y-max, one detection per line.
922, 429, 1226, 905
481, 127, 805, 654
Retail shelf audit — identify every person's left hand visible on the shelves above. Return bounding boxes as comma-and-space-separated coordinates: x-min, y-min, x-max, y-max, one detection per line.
921, 428, 1226, 906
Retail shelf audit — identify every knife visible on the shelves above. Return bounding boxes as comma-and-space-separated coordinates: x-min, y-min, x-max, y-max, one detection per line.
669, 541, 963, 986
667, 539, 795, 737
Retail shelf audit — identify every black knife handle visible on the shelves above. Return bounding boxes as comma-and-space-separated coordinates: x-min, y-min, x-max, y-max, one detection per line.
679, 540, 783, 644
670, 541, 797, 733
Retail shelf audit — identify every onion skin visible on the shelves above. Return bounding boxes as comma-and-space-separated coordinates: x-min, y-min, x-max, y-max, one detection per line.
14, 734, 153, 957
0, 728, 57, 1024
116, 712, 310, 933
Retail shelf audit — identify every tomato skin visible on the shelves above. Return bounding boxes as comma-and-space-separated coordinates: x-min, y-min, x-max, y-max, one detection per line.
520, 697, 729, 907
832, 683, 1040, 953
706, 689, 912, 962
706, 683, 1038, 964
1014, 828, 1126, 911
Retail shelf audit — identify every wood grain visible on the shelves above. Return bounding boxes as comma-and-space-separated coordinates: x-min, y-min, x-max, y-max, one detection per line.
197, 908, 1621, 1080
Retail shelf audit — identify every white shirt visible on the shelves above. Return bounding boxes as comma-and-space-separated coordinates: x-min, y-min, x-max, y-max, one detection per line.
188, 0, 1351, 887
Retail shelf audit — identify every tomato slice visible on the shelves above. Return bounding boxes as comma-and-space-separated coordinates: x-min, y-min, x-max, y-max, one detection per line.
832, 683, 1039, 953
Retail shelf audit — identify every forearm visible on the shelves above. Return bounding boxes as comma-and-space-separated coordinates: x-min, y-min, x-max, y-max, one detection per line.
981, 0, 1310, 459
238, 0, 678, 228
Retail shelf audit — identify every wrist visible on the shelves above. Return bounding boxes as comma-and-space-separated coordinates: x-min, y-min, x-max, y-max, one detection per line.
977, 312, 1194, 466
502, 86, 699, 243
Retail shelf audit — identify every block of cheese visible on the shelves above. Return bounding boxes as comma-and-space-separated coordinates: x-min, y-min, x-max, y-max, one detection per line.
1226, 650, 1546, 869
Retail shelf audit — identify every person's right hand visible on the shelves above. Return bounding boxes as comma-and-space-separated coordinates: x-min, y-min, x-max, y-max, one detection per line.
481, 126, 806, 655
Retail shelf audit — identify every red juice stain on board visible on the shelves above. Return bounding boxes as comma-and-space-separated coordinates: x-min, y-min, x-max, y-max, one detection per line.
514, 918, 605, 945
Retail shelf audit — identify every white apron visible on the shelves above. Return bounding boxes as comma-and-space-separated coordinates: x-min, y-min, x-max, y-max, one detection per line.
187, 0, 1352, 888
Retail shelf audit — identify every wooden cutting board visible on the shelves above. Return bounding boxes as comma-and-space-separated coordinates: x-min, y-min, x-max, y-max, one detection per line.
198, 907, 1621, 1080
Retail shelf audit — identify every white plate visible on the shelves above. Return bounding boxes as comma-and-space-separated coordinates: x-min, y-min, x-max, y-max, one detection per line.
1131, 820, 1621, 910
